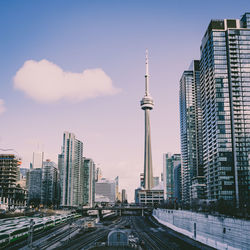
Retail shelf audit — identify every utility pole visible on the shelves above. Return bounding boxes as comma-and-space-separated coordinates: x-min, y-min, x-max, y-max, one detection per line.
28, 219, 35, 249
68, 218, 73, 242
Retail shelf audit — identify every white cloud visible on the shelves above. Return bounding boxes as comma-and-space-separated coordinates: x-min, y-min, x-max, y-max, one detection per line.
0, 99, 6, 115
13, 59, 120, 103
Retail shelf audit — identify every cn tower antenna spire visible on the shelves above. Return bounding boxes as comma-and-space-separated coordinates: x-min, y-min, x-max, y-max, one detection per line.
141, 49, 154, 190
145, 49, 149, 96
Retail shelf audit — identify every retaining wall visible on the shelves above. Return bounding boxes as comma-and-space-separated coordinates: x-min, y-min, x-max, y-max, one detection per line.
153, 209, 250, 250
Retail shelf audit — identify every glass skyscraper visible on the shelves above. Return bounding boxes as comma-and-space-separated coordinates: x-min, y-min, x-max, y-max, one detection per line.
41, 160, 59, 207
59, 132, 83, 206
163, 153, 181, 201
200, 13, 250, 207
81, 158, 95, 207
28, 168, 42, 205
179, 60, 204, 205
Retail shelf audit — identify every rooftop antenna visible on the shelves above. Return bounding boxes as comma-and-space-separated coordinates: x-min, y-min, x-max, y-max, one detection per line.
145, 48, 149, 96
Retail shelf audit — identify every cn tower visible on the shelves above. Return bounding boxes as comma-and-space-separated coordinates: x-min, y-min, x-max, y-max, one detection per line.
140, 49, 154, 190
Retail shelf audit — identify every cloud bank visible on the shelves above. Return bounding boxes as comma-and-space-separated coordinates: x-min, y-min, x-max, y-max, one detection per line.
0, 99, 6, 115
13, 59, 120, 103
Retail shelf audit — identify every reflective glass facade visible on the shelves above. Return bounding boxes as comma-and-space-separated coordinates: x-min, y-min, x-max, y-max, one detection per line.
200, 14, 250, 207
41, 160, 59, 207
163, 153, 181, 201
81, 158, 95, 207
179, 61, 203, 204
59, 132, 83, 206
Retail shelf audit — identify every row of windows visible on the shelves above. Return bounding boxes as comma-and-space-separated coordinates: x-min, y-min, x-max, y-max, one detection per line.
213, 41, 226, 46
214, 55, 227, 60
230, 45, 250, 49
237, 41, 250, 45
232, 49, 250, 54
229, 30, 250, 35
212, 31, 225, 37
214, 50, 227, 55
214, 46, 227, 51
233, 54, 250, 58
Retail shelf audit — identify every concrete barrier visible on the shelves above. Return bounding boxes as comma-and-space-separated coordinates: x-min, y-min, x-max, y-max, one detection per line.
153, 209, 250, 250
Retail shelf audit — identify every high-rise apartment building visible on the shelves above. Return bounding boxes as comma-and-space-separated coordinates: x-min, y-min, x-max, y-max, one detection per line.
121, 189, 127, 203
179, 60, 205, 205
95, 167, 102, 182
81, 158, 95, 207
41, 160, 59, 207
28, 168, 42, 205
200, 13, 250, 207
58, 132, 83, 206
174, 163, 182, 202
134, 187, 142, 204
163, 153, 181, 200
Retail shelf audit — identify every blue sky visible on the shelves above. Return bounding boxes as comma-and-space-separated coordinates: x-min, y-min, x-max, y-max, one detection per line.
1, 0, 250, 200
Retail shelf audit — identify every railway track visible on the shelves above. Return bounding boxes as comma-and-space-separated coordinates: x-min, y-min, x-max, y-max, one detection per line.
36, 225, 79, 249
6, 219, 77, 250
66, 229, 107, 250
146, 230, 172, 249
62, 216, 128, 250
130, 216, 174, 250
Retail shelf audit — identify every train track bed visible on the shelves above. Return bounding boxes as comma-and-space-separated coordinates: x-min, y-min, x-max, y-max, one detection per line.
60, 216, 129, 250
148, 216, 213, 250
130, 216, 171, 250
4, 219, 78, 250
33, 225, 80, 249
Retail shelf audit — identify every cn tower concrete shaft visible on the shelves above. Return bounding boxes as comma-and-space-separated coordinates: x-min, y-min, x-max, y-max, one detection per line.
140, 50, 154, 190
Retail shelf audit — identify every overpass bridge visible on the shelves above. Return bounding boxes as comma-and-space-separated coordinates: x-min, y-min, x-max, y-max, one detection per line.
76, 206, 153, 217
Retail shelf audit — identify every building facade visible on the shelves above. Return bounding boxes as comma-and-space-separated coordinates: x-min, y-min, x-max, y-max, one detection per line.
174, 163, 182, 202
140, 173, 144, 187
32, 152, 44, 169
115, 176, 119, 201
28, 168, 42, 206
179, 60, 204, 205
163, 153, 181, 201
200, 13, 250, 207
153, 177, 159, 188
81, 158, 95, 207
41, 160, 59, 207
138, 189, 164, 205
134, 187, 142, 204
121, 189, 127, 203
59, 132, 83, 206
17, 168, 29, 189
95, 167, 102, 182
95, 178, 116, 203
0, 154, 26, 209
